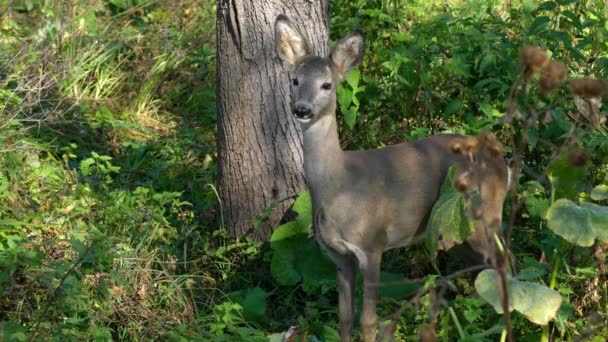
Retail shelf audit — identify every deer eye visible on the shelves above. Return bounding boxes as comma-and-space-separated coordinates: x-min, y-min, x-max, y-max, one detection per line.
292, 78, 299, 86
321, 82, 332, 90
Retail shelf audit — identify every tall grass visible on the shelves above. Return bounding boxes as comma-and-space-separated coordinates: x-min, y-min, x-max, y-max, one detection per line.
1, 1, 221, 340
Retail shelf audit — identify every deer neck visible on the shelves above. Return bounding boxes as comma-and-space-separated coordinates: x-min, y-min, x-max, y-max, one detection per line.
301, 113, 344, 200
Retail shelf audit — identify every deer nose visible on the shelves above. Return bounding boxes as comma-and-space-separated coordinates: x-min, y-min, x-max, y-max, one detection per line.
293, 103, 312, 119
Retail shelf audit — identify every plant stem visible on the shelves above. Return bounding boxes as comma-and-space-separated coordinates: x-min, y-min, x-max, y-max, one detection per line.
448, 306, 466, 338
541, 241, 566, 342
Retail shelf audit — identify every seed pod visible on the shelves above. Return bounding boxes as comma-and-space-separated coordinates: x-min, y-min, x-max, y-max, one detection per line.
462, 136, 479, 155
538, 61, 568, 95
449, 139, 463, 154
569, 78, 608, 98
543, 60, 568, 81
568, 148, 588, 167
487, 141, 504, 158
454, 172, 471, 192
538, 77, 561, 95
520, 46, 548, 78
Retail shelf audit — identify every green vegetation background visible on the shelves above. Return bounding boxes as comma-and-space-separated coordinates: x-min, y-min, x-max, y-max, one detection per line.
1, 0, 607, 341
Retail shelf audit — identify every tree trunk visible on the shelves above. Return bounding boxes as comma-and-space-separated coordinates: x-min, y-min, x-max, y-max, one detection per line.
216, 0, 330, 239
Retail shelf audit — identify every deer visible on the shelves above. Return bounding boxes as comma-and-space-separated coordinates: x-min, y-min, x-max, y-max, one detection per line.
274, 15, 510, 342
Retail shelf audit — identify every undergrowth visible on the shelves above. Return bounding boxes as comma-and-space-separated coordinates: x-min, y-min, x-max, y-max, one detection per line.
1, 0, 607, 341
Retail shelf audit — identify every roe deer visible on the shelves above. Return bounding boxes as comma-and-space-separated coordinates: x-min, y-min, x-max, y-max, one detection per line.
274, 15, 510, 342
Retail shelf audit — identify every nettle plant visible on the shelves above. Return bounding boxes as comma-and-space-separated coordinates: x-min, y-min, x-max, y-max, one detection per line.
267, 45, 608, 340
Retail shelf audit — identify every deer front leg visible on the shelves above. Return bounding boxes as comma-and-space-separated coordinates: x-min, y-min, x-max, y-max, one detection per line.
361, 252, 382, 342
335, 255, 357, 342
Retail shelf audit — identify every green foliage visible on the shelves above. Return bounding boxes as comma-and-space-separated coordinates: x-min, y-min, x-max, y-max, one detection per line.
590, 184, 608, 201
337, 70, 362, 128
475, 269, 562, 325
0, 1, 218, 340
547, 155, 587, 201
270, 191, 336, 294
546, 199, 608, 247
426, 166, 469, 258
2, 0, 608, 340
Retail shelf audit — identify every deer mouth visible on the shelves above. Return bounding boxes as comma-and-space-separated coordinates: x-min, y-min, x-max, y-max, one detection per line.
294, 112, 313, 123
295, 115, 312, 123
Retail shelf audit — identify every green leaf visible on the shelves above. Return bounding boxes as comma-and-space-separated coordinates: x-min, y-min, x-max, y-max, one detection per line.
443, 99, 462, 116
267, 333, 284, 342
545, 199, 608, 247
343, 107, 358, 129
591, 184, 608, 201
293, 191, 312, 230
337, 79, 360, 129
270, 221, 308, 242
79, 157, 95, 176
426, 166, 469, 258
528, 16, 551, 35
475, 269, 562, 325
478, 54, 495, 75
582, 202, 608, 243
560, 10, 582, 31
270, 240, 301, 286
517, 265, 547, 281
525, 196, 550, 220
547, 155, 586, 201
320, 325, 340, 342
345, 69, 360, 92
228, 287, 268, 323
297, 239, 336, 294
336, 86, 352, 113
535, 1, 557, 12
69, 239, 88, 256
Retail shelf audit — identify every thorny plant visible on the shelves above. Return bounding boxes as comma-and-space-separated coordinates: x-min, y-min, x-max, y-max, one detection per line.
377, 46, 608, 341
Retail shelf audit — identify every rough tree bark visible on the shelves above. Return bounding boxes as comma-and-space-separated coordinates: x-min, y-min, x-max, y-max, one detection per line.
216, 0, 330, 239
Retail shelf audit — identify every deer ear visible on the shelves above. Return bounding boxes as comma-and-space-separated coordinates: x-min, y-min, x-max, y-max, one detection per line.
275, 15, 311, 65
330, 29, 365, 80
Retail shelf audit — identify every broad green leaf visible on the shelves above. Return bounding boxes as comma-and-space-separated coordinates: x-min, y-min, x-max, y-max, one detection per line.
343, 107, 358, 129
297, 239, 336, 294
475, 269, 562, 325
591, 184, 608, 201
270, 221, 308, 242
228, 287, 268, 324
342, 106, 357, 128
293, 191, 312, 230
426, 166, 469, 258
581, 202, 608, 242
545, 199, 608, 247
270, 240, 301, 286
